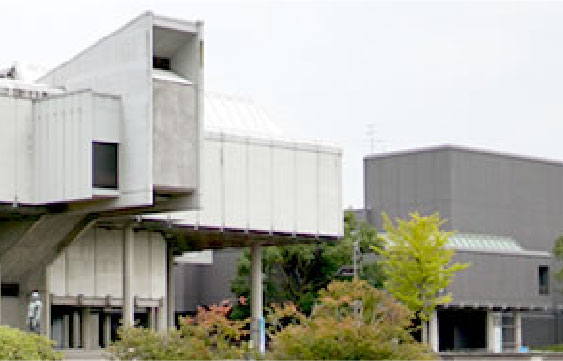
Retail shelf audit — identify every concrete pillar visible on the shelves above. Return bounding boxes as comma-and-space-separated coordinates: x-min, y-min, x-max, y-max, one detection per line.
62, 314, 70, 349
103, 314, 112, 348
123, 224, 134, 327
72, 310, 81, 348
429, 310, 439, 352
514, 311, 522, 351
81, 308, 91, 349
250, 243, 264, 353
41, 268, 51, 339
149, 307, 157, 331
157, 298, 167, 331
487, 311, 502, 353
167, 246, 176, 328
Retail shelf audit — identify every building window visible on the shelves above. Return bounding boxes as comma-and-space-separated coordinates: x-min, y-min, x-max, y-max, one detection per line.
153, 56, 171, 70
92, 142, 118, 189
539, 265, 549, 295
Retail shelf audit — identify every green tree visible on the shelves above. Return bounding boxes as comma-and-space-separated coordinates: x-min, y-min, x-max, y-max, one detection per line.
374, 212, 469, 323
554, 235, 563, 281
230, 211, 383, 318
267, 280, 434, 360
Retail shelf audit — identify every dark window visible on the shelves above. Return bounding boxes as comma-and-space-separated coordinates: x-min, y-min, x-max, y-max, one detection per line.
1, 283, 19, 297
92, 142, 118, 189
539, 265, 549, 295
153, 56, 171, 70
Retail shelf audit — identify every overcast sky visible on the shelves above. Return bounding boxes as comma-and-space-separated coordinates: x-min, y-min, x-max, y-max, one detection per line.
4, 0, 563, 207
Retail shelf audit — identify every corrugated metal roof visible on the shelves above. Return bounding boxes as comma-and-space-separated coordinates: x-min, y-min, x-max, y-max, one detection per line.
204, 92, 284, 139
379, 232, 550, 257
448, 233, 523, 251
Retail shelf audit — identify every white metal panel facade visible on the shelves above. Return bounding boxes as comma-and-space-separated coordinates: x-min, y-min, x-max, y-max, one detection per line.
197, 138, 222, 227
0, 96, 34, 204
34, 92, 92, 203
247, 141, 272, 230
272, 145, 296, 233
173, 133, 343, 237
48, 229, 166, 299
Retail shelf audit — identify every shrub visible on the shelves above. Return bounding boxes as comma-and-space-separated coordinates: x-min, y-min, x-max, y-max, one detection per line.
0, 326, 62, 360
267, 280, 434, 360
109, 303, 252, 360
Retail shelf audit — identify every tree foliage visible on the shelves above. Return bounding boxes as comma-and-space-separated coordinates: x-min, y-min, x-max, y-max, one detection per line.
554, 235, 563, 281
267, 280, 434, 360
230, 211, 383, 318
109, 304, 253, 360
374, 212, 469, 322
0, 326, 62, 360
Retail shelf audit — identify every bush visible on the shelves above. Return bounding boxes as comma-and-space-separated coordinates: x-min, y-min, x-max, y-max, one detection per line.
267, 280, 434, 360
532, 344, 563, 352
109, 303, 252, 360
0, 326, 62, 360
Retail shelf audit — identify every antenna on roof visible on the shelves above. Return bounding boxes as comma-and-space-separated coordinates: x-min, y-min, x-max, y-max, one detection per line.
366, 123, 385, 154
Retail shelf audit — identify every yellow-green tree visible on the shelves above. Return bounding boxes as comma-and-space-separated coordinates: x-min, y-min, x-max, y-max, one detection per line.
374, 212, 469, 323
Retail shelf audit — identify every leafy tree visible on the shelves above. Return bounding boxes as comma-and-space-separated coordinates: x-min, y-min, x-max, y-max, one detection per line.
230, 211, 383, 318
110, 303, 253, 360
267, 280, 434, 360
374, 212, 469, 323
0, 326, 62, 360
554, 235, 563, 281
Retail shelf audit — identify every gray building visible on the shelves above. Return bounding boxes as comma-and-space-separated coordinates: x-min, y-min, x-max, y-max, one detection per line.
364, 145, 563, 352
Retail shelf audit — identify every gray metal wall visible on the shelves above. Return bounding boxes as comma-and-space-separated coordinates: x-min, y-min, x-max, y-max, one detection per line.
364, 146, 563, 252
175, 248, 242, 312
450, 251, 551, 308
364, 145, 563, 344
364, 148, 453, 229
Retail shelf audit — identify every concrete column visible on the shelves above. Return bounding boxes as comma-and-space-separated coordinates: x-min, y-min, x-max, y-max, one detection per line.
103, 314, 112, 348
123, 224, 134, 327
72, 310, 81, 348
487, 311, 502, 353
429, 310, 439, 352
250, 243, 264, 353
81, 308, 91, 349
41, 268, 51, 338
149, 307, 157, 331
62, 314, 70, 349
157, 298, 167, 331
167, 246, 176, 328
514, 311, 522, 351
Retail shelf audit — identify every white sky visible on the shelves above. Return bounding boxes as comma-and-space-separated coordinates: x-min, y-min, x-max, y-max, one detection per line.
4, 0, 563, 208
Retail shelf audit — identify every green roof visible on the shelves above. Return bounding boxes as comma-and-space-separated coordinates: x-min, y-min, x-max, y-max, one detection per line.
448, 233, 523, 251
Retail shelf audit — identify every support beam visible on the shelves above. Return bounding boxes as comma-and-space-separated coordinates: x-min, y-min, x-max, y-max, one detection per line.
487, 312, 502, 353
157, 297, 167, 331
41, 268, 51, 339
72, 310, 80, 348
62, 314, 70, 349
250, 242, 264, 353
122, 224, 134, 327
429, 310, 439, 352
149, 307, 157, 331
103, 314, 111, 348
167, 246, 176, 328
81, 308, 91, 349
515, 311, 522, 351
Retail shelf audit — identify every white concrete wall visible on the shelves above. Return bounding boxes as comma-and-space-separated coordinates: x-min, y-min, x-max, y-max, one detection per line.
39, 13, 202, 212
48, 228, 166, 299
39, 14, 154, 209
0, 91, 121, 205
0, 96, 34, 204
178, 133, 343, 236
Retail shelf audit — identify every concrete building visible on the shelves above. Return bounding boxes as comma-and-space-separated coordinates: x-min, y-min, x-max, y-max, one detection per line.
0, 12, 342, 350
363, 145, 563, 352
